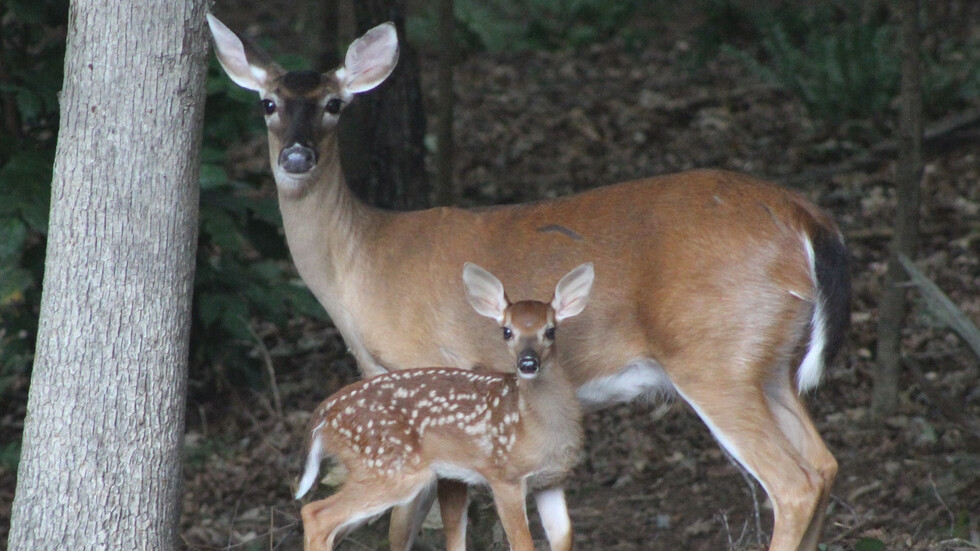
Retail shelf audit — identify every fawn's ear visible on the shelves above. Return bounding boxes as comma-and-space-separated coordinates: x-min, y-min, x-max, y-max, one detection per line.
552, 263, 594, 322
207, 13, 283, 92
463, 263, 509, 323
338, 22, 399, 95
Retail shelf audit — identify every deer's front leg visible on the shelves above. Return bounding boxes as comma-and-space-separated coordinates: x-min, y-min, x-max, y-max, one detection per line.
388, 483, 436, 551
535, 487, 572, 551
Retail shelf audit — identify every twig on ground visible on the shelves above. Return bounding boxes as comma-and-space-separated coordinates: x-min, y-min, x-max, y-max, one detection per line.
246, 321, 285, 426
226, 497, 242, 549
725, 451, 765, 549
898, 254, 980, 361
928, 474, 956, 537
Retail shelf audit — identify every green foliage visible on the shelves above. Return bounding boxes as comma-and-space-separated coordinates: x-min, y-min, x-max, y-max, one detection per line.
688, 0, 759, 65
0, 5, 323, 396
409, 0, 651, 53
716, 2, 980, 136
0, 0, 65, 395
0, 440, 21, 473
723, 3, 900, 133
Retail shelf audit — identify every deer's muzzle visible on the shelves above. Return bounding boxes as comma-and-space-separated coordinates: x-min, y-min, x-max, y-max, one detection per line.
279, 144, 317, 174
517, 351, 540, 376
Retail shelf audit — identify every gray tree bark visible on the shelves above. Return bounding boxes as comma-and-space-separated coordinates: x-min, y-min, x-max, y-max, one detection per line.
7, 1, 209, 549
873, 0, 923, 417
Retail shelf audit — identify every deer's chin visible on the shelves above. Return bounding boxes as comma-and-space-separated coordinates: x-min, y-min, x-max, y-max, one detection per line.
517, 368, 539, 380
273, 166, 315, 197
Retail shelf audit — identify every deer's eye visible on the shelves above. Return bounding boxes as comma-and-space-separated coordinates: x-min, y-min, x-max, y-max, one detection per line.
545, 327, 556, 340
261, 99, 276, 115
325, 98, 343, 114
502, 327, 513, 340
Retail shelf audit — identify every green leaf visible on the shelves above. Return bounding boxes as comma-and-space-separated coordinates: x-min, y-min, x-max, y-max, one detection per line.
0, 440, 21, 474
0, 150, 53, 231
854, 538, 885, 551
199, 163, 229, 190
0, 266, 33, 307
201, 209, 243, 252
197, 292, 249, 338
0, 218, 28, 260
281, 284, 323, 318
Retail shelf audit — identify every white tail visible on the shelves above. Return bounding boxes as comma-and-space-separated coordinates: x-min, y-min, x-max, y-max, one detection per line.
294, 264, 592, 551
208, 15, 851, 551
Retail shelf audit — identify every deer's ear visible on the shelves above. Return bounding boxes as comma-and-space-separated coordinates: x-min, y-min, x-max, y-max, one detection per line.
552, 263, 594, 322
207, 13, 283, 92
463, 263, 509, 323
339, 22, 399, 94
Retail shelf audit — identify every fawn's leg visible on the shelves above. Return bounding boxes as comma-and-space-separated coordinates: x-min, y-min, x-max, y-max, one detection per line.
302, 472, 434, 551
489, 480, 535, 551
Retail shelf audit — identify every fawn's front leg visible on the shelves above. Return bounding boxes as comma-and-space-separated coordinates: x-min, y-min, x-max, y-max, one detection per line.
490, 480, 535, 551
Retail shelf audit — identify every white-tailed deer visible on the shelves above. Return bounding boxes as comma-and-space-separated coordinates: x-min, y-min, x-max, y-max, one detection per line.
295, 263, 593, 551
208, 14, 851, 551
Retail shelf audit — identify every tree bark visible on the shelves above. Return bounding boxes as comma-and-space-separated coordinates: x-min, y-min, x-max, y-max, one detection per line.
873, 0, 923, 417
341, 0, 429, 210
7, 1, 208, 549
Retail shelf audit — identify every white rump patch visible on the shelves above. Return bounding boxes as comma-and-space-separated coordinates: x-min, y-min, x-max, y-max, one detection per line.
796, 234, 827, 393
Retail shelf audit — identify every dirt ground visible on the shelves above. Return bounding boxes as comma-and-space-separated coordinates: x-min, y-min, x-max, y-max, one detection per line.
4, 6, 980, 551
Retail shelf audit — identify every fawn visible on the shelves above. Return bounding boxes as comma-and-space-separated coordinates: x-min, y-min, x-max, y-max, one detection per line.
294, 262, 594, 551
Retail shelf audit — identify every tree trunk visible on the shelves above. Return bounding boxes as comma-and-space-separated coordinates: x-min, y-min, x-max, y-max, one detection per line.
7, 1, 208, 549
297, 0, 341, 71
341, 0, 429, 210
873, 0, 923, 417
434, 0, 457, 206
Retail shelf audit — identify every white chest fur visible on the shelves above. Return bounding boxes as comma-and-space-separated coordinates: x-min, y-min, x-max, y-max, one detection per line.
575, 359, 674, 410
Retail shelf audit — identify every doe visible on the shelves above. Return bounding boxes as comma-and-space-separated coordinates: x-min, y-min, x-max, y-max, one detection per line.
294, 263, 595, 551
207, 14, 851, 551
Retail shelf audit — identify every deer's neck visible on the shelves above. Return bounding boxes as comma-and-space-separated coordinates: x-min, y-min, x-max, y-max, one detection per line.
518, 363, 581, 429
516, 362, 583, 480
274, 137, 379, 334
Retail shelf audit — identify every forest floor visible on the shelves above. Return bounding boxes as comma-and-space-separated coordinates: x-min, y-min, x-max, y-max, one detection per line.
4, 7, 980, 551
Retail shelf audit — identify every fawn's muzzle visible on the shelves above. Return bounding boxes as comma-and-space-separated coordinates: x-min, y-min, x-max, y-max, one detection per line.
517, 351, 540, 376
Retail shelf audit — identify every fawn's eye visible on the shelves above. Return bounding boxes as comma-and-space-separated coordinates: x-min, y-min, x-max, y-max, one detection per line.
325, 98, 343, 114
502, 327, 513, 340
261, 99, 276, 115
545, 327, 556, 340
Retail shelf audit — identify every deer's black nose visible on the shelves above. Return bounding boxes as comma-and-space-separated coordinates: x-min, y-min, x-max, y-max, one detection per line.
517, 351, 539, 375
279, 144, 316, 174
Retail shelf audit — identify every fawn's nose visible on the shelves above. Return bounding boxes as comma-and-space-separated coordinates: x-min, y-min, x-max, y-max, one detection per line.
517, 351, 540, 376
279, 144, 317, 174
